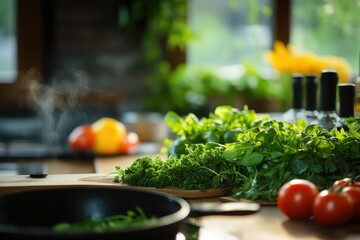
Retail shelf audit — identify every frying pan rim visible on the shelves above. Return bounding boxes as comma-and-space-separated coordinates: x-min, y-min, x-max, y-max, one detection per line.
0, 186, 191, 237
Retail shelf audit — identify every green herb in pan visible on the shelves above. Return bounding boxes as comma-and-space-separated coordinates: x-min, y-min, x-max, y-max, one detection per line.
53, 207, 155, 233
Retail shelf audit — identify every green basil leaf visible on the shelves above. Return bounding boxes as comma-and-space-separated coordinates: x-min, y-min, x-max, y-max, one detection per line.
222, 142, 254, 160
291, 159, 309, 175
270, 151, 284, 158
203, 130, 220, 143
239, 152, 264, 167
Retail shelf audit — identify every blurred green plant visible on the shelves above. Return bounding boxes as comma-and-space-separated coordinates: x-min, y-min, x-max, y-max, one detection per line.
0, 0, 15, 36
292, 0, 360, 71
118, 0, 194, 62
118, 0, 289, 114
144, 61, 291, 115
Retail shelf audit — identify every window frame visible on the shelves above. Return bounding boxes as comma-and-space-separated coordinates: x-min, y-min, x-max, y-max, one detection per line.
0, 0, 45, 115
0, 0, 291, 115
273, 0, 290, 45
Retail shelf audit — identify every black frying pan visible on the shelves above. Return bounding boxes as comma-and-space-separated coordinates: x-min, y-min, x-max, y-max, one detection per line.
0, 187, 259, 240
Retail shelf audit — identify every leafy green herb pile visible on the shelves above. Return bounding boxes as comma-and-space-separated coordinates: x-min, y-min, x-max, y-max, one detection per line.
53, 207, 155, 233
114, 143, 244, 191
112, 106, 360, 202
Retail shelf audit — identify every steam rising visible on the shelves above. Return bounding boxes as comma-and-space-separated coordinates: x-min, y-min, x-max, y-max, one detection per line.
26, 68, 90, 155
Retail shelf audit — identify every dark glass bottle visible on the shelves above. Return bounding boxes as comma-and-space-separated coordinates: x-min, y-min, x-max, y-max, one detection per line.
336, 83, 356, 131
283, 74, 305, 123
304, 75, 318, 124
316, 69, 340, 130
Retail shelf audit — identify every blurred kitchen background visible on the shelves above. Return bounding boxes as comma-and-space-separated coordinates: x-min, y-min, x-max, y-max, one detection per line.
0, 0, 359, 163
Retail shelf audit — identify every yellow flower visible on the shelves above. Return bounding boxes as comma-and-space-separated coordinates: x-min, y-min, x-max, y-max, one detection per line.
266, 41, 351, 82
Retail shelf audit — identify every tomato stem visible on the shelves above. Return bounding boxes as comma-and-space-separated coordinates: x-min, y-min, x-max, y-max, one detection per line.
331, 179, 353, 193
354, 175, 360, 184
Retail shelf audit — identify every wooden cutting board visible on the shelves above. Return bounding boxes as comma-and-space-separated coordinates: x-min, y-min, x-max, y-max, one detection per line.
0, 173, 232, 199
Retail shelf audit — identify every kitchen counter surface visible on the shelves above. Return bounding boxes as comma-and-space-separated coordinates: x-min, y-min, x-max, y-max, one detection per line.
0, 155, 360, 240
197, 206, 360, 240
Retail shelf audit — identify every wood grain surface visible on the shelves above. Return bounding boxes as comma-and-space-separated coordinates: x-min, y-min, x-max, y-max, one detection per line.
0, 173, 231, 199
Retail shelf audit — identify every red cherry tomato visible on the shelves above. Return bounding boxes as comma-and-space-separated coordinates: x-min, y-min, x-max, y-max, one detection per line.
312, 190, 354, 226
277, 179, 319, 220
68, 125, 96, 151
119, 132, 140, 154
342, 186, 360, 222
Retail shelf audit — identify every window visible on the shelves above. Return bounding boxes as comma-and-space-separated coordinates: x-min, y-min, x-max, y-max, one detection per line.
187, 0, 274, 71
291, 0, 360, 72
188, 0, 359, 76
2, 0, 359, 114
0, 0, 17, 82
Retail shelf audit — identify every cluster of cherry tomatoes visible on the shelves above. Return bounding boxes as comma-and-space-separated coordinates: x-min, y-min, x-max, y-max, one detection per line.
277, 177, 360, 226
68, 117, 140, 155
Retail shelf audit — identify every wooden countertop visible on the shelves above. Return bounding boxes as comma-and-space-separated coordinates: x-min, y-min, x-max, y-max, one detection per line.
1, 155, 360, 240
197, 206, 360, 240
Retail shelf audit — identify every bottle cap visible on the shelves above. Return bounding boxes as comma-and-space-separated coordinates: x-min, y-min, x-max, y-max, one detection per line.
338, 83, 355, 118
305, 75, 317, 111
319, 69, 338, 111
292, 74, 303, 109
